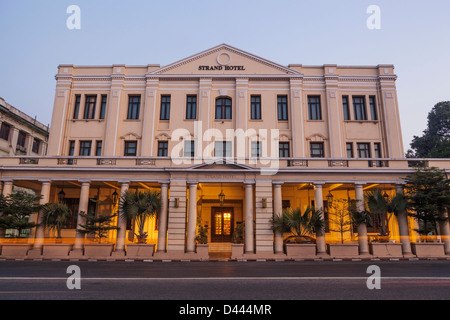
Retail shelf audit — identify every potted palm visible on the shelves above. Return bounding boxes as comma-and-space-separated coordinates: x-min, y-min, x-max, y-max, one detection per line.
195, 220, 209, 260
40, 202, 73, 257
365, 189, 406, 258
119, 190, 160, 259
271, 206, 324, 259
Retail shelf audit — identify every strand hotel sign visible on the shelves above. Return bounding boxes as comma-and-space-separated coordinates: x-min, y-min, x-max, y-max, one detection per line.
198, 52, 246, 71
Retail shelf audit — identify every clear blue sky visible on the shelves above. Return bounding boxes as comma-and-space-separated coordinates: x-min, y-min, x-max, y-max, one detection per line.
1, 0, 449, 153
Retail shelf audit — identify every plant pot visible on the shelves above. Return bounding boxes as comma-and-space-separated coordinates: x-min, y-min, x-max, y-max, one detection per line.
126, 244, 155, 259
42, 244, 73, 258
196, 244, 209, 260
327, 243, 359, 258
0, 244, 32, 259
83, 243, 114, 258
285, 243, 317, 259
411, 242, 445, 258
231, 244, 244, 259
369, 242, 403, 258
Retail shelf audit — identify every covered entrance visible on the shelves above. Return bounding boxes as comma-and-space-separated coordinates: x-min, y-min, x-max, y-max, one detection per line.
211, 207, 234, 243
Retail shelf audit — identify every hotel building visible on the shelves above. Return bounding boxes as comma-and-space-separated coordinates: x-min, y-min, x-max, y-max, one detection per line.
1, 44, 449, 259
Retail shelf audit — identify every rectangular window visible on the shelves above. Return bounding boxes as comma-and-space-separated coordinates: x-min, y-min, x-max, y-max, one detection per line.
343, 96, 350, 120
186, 95, 197, 120
95, 141, 102, 156
308, 96, 322, 120
215, 141, 232, 158
32, 138, 40, 154
374, 142, 382, 158
250, 95, 261, 120
79, 141, 92, 156
277, 96, 288, 121
353, 96, 367, 120
73, 95, 81, 119
357, 143, 371, 158
0, 122, 11, 141
184, 140, 195, 158
310, 142, 324, 158
124, 141, 137, 156
251, 141, 261, 158
99, 95, 107, 120
346, 142, 354, 158
17, 131, 27, 148
160, 95, 171, 120
127, 96, 141, 120
68, 141, 75, 156
84, 95, 97, 119
369, 96, 378, 121
279, 142, 290, 158
157, 141, 168, 157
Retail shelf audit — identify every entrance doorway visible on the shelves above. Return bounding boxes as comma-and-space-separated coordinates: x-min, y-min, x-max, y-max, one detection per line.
211, 207, 234, 242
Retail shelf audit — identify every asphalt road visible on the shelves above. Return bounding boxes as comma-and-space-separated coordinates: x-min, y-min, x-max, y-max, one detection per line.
0, 260, 449, 302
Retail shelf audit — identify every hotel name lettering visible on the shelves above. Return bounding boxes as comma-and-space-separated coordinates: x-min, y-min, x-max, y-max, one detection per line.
198, 65, 246, 71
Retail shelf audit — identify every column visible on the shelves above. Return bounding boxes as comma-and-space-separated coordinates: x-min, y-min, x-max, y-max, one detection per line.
395, 184, 413, 256
439, 209, 450, 255
0, 180, 13, 238
244, 183, 254, 253
115, 182, 129, 252
73, 181, 90, 251
314, 183, 327, 255
31, 181, 52, 249
273, 182, 283, 254
355, 183, 369, 255
186, 182, 198, 253
157, 183, 169, 252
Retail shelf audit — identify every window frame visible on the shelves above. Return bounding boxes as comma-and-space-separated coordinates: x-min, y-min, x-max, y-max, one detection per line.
353, 96, 367, 121
369, 96, 378, 121
73, 95, 81, 119
127, 95, 141, 120
124, 141, 138, 157
250, 95, 262, 120
0, 122, 10, 141
215, 97, 232, 120
83, 95, 97, 120
99, 95, 107, 120
279, 142, 290, 158
157, 141, 169, 157
160, 95, 171, 121
310, 142, 325, 158
185, 95, 197, 120
342, 96, 350, 120
357, 143, 371, 158
277, 95, 288, 121
308, 95, 322, 120
79, 140, 92, 156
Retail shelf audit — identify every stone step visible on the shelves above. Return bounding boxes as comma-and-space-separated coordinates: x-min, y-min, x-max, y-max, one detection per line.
208, 242, 232, 252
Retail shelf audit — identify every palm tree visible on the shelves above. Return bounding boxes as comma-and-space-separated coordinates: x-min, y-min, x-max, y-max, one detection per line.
365, 189, 407, 239
119, 190, 160, 244
41, 202, 72, 240
271, 206, 325, 243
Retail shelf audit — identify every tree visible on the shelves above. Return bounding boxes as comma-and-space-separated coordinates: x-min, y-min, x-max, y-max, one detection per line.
271, 206, 325, 243
407, 101, 450, 158
119, 190, 160, 244
40, 202, 72, 239
0, 192, 41, 238
365, 189, 407, 240
195, 219, 209, 244
327, 199, 354, 244
405, 167, 450, 237
77, 211, 120, 243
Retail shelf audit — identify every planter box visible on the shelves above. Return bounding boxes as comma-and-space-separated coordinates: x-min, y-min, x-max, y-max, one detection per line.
369, 242, 403, 258
0, 244, 32, 259
327, 243, 359, 258
126, 244, 155, 259
196, 244, 209, 260
83, 243, 114, 258
231, 244, 244, 259
42, 244, 73, 258
286, 244, 317, 259
411, 242, 446, 258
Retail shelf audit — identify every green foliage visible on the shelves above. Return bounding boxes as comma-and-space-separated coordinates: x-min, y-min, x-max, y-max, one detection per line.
327, 199, 354, 244
195, 219, 209, 244
271, 206, 324, 243
231, 222, 245, 244
0, 192, 41, 238
41, 202, 72, 238
407, 101, 450, 158
119, 190, 160, 244
405, 167, 450, 236
77, 211, 120, 243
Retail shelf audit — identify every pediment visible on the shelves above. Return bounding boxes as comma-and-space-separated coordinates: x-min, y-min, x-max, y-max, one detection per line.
188, 160, 255, 171
148, 44, 302, 76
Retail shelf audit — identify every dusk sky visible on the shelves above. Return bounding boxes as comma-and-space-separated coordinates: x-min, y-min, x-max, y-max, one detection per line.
1, 0, 449, 153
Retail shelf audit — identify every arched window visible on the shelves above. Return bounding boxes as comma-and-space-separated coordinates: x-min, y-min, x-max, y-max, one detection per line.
215, 97, 232, 120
